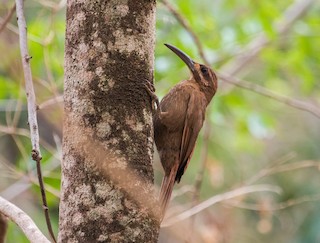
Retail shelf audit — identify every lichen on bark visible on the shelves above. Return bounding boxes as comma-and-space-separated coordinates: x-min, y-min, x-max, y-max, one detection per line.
59, 0, 159, 242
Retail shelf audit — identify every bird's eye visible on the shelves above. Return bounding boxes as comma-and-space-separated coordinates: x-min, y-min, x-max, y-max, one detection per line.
200, 66, 208, 74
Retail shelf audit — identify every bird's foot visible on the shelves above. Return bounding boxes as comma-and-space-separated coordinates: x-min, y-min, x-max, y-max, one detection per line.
143, 79, 169, 120
143, 79, 160, 112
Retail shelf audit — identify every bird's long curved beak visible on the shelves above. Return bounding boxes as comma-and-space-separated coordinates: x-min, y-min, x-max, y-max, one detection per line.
164, 44, 198, 78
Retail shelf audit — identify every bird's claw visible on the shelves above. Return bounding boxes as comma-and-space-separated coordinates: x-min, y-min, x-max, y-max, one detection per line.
143, 79, 160, 113
143, 79, 169, 122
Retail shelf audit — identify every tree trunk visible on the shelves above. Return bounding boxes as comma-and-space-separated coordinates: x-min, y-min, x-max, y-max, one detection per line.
58, 1, 159, 242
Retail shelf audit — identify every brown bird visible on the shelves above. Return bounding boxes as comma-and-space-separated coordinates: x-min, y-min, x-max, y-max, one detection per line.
153, 44, 218, 220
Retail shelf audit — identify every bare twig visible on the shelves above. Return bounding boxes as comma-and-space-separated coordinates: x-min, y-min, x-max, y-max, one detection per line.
260, 160, 320, 175
162, 184, 282, 226
245, 160, 320, 185
38, 95, 63, 110
222, 160, 320, 211
0, 196, 50, 243
0, 3, 16, 34
219, 72, 320, 119
15, 0, 40, 154
15, 0, 56, 242
161, 0, 210, 65
227, 193, 320, 212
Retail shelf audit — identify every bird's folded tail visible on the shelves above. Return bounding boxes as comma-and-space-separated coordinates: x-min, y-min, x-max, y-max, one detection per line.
159, 164, 179, 221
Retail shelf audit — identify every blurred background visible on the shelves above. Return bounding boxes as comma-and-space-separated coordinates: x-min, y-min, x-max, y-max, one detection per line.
1, 0, 320, 242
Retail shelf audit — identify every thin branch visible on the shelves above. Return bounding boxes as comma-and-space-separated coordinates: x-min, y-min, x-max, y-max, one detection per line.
15, 0, 40, 154
162, 184, 282, 227
245, 152, 296, 185
15, 0, 56, 242
261, 160, 320, 175
0, 3, 16, 34
161, 0, 210, 65
33, 150, 57, 242
218, 72, 320, 119
0, 196, 50, 243
222, 160, 320, 211
38, 95, 63, 110
245, 160, 320, 185
226, 193, 320, 211
219, 0, 315, 90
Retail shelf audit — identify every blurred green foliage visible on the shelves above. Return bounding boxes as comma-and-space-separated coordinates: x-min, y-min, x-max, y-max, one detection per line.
0, 0, 320, 242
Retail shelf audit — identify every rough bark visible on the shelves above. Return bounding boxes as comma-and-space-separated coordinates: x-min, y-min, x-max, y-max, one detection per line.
59, 1, 159, 242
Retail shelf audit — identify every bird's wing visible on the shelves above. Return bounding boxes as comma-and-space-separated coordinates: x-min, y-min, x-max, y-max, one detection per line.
176, 92, 206, 182
156, 85, 190, 131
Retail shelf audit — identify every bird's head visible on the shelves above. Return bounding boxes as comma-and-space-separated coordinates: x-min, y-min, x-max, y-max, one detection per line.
165, 43, 218, 104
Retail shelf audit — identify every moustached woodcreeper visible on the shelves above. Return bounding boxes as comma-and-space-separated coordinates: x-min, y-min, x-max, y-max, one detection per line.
147, 44, 218, 220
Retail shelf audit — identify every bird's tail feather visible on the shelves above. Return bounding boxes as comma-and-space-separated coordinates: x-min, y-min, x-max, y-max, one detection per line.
159, 164, 178, 221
